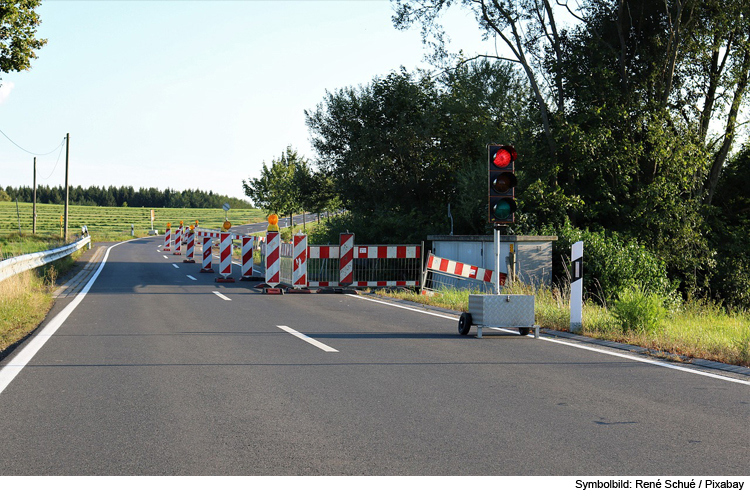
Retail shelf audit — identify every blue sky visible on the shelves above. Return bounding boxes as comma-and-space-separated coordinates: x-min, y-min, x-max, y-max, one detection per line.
1, 1, 497, 202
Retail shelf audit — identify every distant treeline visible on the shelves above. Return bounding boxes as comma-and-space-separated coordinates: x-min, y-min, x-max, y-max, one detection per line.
2, 185, 254, 209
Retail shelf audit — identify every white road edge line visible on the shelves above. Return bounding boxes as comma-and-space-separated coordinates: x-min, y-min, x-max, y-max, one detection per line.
213, 291, 231, 301
345, 294, 749, 386
0, 241, 128, 396
278, 325, 339, 353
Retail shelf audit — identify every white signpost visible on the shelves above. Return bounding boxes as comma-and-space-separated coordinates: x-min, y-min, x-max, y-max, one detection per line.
570, 241, 583, 332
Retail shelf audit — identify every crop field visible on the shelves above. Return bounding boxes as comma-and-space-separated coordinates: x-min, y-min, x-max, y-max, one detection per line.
0, 201, 267, 241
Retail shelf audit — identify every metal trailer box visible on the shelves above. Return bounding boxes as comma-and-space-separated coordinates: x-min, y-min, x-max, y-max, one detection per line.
460, 294, 539, 338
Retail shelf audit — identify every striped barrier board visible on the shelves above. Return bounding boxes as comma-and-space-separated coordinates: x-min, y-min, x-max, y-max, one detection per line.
183, 230, 195, 263
425, 252, 506, 286
339, 233, 354, 285
308, 245, 420, 259
240, 236, 260, 280
215, 232, 234, 282
292, 234, 307, 288
265, 231, 280, 287
196, 228, 246, 240
200, 236, 214, 273
163, 227, 172, 252
174, 226, 182, 255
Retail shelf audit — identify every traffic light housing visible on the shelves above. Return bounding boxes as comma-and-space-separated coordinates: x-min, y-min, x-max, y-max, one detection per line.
488, 144, 517, 224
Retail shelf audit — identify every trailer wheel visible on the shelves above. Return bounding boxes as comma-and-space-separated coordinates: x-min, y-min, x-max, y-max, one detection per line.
458, 312, 472, 336
518, 327, 530, 336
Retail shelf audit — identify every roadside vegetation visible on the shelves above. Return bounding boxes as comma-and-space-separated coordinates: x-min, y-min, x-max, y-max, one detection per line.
376, 284, 750, 368
0, 233, 82, 356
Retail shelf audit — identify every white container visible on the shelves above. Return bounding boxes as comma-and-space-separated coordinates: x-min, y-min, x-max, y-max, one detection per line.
459, 294, 538, 338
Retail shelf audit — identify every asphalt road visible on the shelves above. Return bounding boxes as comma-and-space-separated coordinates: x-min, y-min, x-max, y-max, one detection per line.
0, 236, 747, 476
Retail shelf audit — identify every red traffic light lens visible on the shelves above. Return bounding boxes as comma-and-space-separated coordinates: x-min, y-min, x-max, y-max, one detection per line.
492, 146, 516, 168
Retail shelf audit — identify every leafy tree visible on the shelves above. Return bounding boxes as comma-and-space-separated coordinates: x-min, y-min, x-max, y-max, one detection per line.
393, 0, 750, 301
0, 0, 47, 74
243, 146, 307, 219
305, 63, 524, 242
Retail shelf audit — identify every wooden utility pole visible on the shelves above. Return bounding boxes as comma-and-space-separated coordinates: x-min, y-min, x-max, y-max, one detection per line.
33, 157, 37, 234
64, 133, 70, 241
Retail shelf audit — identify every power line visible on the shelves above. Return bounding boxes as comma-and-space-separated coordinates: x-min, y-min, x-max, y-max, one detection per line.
0, 127, 65, 156
39, 140, 66, 180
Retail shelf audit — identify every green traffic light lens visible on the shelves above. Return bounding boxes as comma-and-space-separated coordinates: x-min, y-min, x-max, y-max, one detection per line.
493, 199, 517, 220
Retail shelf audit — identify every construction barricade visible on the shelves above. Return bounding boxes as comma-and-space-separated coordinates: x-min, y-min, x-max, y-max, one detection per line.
200, 236, 214, 273
421, 252, 506, 295
163, 225, 172, 252
183, 228, 195, 263
215, 232, 234, 283
280, 233, 422, 290
173, 225, 182, 255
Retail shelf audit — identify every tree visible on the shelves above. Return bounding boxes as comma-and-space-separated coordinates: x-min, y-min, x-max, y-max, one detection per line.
305, 63, 525, 242
394, 0, 750, 299
243, 146, 307, 219
0, 0, 47, 74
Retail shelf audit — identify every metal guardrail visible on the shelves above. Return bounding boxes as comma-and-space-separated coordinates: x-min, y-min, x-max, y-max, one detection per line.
0, 234, 92, 283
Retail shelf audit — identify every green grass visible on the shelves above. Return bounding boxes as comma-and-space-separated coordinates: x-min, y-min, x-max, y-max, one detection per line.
377, 284, 750, 368
0, 233, 83, 355
0, 201, 267, 241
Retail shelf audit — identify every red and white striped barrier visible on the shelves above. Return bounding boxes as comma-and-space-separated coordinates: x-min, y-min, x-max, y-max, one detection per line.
173, 225, 182, 255
200, 236, 214, 273
339, 233, 354, 285
240, 236, 259, 281
305, 242, 422, 288
215, 232, 234, 283
163, 227, 172, 252
265, 231, 280, 287
196, 228, 245, 240
308, 245, 420, 260
292, 233, 307, 288
425, 252, 506, 286
183, 229, 195, 263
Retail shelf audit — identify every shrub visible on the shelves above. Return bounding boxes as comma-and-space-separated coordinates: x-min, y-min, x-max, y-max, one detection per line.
544, 219, 676, 305
612, 285, 667, 334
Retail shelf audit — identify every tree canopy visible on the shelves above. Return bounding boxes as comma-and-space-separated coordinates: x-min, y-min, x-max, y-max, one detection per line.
0, 0, 47, 74
389, 0, 750, 302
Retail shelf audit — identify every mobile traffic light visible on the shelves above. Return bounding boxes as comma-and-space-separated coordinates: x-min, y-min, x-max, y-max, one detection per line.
488, 144, 517, 224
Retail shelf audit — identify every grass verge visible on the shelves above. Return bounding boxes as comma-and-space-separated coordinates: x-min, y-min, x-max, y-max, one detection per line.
376, 285, 750, 368
0, 236, 83, 356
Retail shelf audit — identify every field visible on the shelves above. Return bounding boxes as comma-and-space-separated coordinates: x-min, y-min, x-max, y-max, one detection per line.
0, 201, 267, 241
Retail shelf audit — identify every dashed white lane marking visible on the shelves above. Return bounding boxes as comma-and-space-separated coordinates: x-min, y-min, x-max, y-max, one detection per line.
278, 325, 339, 353
213, 291, 231, 301
172, 264, 179, 269
345, 294, 748, 386
163, 255, 168, 259
187, 275, 197, 281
